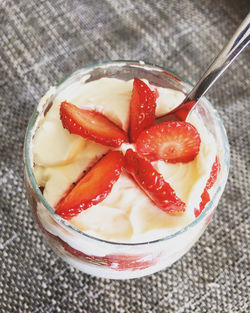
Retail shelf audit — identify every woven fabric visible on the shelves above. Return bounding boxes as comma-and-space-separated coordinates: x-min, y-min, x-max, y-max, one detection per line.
0, 0, 249, 312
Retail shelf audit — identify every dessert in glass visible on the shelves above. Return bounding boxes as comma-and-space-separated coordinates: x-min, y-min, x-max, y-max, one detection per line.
24, 61, 230, 279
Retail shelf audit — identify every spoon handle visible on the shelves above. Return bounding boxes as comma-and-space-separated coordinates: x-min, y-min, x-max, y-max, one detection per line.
165, 12, 250, 121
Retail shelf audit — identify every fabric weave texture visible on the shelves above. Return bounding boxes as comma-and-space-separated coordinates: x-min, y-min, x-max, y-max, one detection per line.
0, 0, 249, 312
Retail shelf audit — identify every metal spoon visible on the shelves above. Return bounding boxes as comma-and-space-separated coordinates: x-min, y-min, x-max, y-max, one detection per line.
156, 12, 250, 123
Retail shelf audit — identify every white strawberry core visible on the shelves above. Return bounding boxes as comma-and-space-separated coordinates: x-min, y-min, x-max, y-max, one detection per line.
160, 142, 180, 155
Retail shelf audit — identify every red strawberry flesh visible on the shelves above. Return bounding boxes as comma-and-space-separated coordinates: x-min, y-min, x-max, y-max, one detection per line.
125, 149, 186, 213
63, 242, 159, 271
60, 101, 127, 147
153, 88, 159, 99
55, 151, 124, 219
206, 156, 221, 189
195, 156, 221, 217
194, 189, 210, 218
128, 78, 156, 143
136, 121, 201, 163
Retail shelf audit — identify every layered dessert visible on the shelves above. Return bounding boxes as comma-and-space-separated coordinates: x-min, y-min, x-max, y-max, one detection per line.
25, 63, 228, 279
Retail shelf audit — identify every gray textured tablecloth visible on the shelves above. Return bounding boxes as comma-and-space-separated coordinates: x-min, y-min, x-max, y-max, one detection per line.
0, 1, 249, 312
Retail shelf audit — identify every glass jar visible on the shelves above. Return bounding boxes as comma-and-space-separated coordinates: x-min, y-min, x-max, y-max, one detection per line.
24, 61, 230, 279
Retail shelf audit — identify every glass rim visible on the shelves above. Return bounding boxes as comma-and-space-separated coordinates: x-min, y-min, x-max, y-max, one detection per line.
24, 60, 230, 247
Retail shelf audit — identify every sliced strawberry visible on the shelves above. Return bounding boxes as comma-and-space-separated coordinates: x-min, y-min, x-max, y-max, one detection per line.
136, 121, 201, 163
125, 149, 186, 213
206, 156, 221, 189
194, 156, 221, 217
55, 151, 124, 219
194, 189, 210, 218
63, 242, 159, 271
60, 101, 127, 147
106, 254, 159, 271
128, 78, 156, 142
40, 223, 158, 271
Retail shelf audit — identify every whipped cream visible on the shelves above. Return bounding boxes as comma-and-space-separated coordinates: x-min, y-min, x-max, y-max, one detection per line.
32, 78, 217, 243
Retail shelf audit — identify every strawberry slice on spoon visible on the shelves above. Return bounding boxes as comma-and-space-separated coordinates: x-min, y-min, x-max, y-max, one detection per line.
60, 101, 127, 147
125, 149, 186, 214
55, 151, 124, 220
128, 78, 156, 143
136, 121, 201, 163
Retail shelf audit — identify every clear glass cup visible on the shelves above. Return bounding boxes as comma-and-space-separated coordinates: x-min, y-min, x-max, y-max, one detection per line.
24, 61, 230, 279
